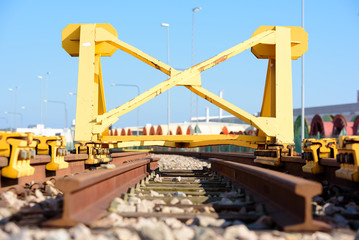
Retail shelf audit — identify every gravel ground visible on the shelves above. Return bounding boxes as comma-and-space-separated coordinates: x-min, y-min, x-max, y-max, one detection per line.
157, 154, 210, 170
0, 154, 357, 240
312, 181, 359, 231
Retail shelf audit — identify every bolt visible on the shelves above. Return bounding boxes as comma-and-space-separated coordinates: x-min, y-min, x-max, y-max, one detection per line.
18, 150, 27, 160
29, 149, 36, 159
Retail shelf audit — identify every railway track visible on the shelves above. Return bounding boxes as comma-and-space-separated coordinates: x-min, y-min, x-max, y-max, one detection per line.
23, 152, 324, 231
1, 153, 329, 230
109, 169, 269, 223
153, 151, 359, 190
0, 152, 358, 239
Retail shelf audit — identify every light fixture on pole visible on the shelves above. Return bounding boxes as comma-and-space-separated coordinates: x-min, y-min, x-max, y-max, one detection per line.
37, 75, 43, 125
44, 100, 68, 129
111, 83, 141, 135
192, 7, 202, 124
161, 22, 171, 135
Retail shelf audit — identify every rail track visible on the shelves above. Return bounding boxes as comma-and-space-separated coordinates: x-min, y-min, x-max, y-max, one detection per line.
1, 150, 359, 239
153, 151, 359, 190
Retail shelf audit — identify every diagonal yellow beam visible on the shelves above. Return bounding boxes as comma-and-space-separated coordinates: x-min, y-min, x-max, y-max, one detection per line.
94, 30, 276, 134
194, 30, 275, 73
94, 70, 185, 133
96, 28, 174, 76
185, 85, 277, 138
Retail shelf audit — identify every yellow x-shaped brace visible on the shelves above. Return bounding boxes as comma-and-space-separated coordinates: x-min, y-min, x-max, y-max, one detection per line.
93, 27, 278, 139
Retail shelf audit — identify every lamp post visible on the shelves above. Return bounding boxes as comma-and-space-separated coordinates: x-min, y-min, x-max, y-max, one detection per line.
301, 0, 305, 146
44, 100, 68, 129
192, 7, 202, 124
8, 86, 19, 130
0, 117, 9, 129
4, 112, 23, 129
45, 72, 50, 127
161, 23, 171, 135
37, 75, 43, 125
111, 83, 140, 135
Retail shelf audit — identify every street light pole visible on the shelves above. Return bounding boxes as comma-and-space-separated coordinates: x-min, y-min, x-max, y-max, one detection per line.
8, 86, 19, 130
44, 100, 68, 129
192, 7, 202, 124
4, 112, 23, 129
0, 117, 8, 129
111, 83, 140, 135
161, 23, 170, 135
301, 0, 305, 145
8, 88, 14, 131
37, 75, 43, 125
45, 72, 50, 127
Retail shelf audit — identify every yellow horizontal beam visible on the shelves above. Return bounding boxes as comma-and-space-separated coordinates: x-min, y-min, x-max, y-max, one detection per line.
103, 134, 267, 142
116, 141, 169, 148
188, 140, 257, 149
122, 148, 153, 152
106, 135, 266, 149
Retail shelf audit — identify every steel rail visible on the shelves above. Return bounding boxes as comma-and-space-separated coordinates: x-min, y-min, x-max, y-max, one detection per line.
44, 158, 151, 227
209, 158, 331, 231
0, 152, 149, 189
153, 151, 359, 189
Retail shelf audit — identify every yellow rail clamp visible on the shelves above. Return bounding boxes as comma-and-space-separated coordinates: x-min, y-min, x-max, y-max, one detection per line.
34, 136, 69, 171
74, 142, 88, 154
86, 144, 111, 164
335, 136, 359, 182
0, 131, 36, 179
302, 138, 337, 174
254, 143, 294, 166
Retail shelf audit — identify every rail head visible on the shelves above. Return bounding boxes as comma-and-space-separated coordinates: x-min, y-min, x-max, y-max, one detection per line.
209, 158, 331, 231
56, 158, 150, 192
45, 156, 151, 227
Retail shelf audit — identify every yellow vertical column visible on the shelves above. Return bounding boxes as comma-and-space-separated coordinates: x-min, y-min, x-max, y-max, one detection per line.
94, 55, 109, 136
74, 24, 96, 142
260, 59, 276, 118
275, 27, 293, 144
258, 59, 276, 137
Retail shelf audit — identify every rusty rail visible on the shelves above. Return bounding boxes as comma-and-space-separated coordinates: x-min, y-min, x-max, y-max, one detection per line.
209, 158, 331, 231
45, 158, 151, 227
0, 152, 149, 189
153, 150, 359, 189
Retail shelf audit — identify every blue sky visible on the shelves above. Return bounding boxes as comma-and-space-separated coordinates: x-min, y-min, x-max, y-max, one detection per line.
0, 0, 358, 129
